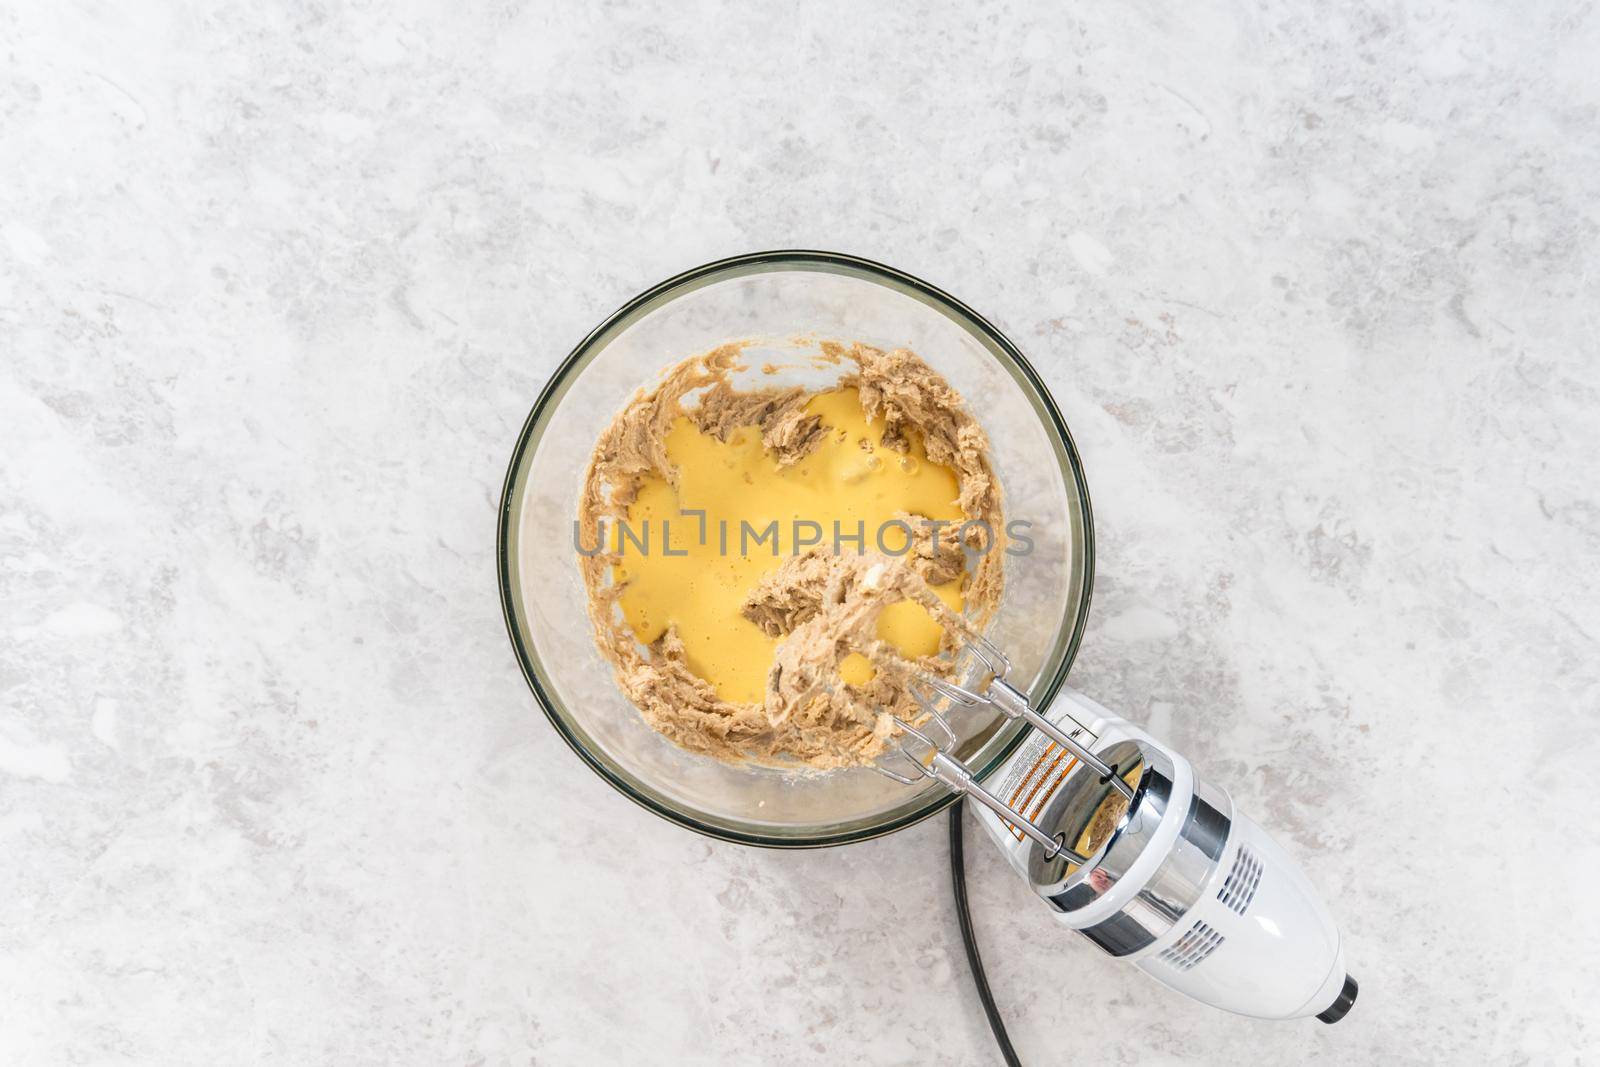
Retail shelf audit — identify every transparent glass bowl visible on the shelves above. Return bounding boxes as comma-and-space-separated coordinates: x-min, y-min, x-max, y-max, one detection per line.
497, 251, 1094, 847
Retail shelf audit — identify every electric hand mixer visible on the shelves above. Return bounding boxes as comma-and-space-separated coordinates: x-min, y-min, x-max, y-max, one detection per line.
879, 631, 1356, 1024
499, 252, 1360, 1052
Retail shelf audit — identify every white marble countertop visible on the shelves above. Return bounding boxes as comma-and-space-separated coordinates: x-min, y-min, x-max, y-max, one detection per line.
4, 1, 1598, 1063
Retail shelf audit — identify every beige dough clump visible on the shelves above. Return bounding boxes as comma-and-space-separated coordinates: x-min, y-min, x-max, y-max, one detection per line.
758, 550, 978, 765
577, 340, 1005, 769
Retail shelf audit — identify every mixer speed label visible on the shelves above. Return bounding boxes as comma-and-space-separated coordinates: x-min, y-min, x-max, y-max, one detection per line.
986, 709, 1099, 845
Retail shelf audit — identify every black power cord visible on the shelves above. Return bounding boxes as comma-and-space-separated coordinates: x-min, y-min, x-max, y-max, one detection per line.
949, 800, 1024, 1067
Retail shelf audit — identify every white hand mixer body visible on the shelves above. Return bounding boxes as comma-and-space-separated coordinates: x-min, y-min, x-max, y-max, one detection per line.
975, 689, 1352, 1022
887, 638, 1357, 1024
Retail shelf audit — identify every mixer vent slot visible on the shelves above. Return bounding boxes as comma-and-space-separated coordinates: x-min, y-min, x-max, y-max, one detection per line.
1217, 846, 1263, 915
1158, 921, 1224, 972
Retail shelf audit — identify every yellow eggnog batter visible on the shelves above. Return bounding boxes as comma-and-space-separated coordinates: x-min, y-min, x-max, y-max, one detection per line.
614, 388, 964, 704
578, 341, 1005, 768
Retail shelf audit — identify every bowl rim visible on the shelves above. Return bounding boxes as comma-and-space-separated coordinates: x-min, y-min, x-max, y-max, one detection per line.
496, 249, 1096, 848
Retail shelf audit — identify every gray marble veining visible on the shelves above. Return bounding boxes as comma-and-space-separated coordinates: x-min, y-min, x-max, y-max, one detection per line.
2, 1, 1597, 1063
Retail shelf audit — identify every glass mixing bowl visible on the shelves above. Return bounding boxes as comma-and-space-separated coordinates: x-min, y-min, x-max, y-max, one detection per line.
497, 251, 1094, 847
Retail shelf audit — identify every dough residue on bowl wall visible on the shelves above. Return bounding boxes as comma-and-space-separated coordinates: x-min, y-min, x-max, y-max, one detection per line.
576, 340, 1005, 769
